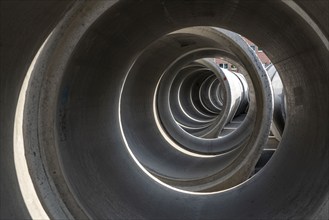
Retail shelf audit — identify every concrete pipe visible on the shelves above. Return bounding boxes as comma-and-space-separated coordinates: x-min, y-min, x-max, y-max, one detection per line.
266, 64, 286, 141
1, 1, 328, 219
158, 57, 252, 139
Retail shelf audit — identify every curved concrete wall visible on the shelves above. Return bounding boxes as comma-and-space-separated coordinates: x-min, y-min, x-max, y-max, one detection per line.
1, 1, 328, 219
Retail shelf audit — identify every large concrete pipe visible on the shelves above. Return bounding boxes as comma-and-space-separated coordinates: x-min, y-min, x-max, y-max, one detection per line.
1, 1, 328, 219
266, 64, 286, 141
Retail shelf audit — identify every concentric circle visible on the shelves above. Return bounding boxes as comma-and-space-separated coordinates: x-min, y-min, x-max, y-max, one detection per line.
5, 1, 327, 219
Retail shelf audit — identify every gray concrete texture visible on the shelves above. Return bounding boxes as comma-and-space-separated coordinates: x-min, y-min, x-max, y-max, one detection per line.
1, 0, 328, 219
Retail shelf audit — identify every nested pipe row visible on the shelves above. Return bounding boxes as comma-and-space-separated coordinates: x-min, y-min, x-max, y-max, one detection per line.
119, 27, 273, 192
7, 1, 327, 219
164, 58, 249, 138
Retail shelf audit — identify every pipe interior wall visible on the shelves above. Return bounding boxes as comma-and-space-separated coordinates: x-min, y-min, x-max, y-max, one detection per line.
0, 1, 75, 219
1, 0, 328, 219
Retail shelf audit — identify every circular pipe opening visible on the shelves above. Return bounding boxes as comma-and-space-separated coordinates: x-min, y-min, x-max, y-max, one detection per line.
17, 1, 328, 219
